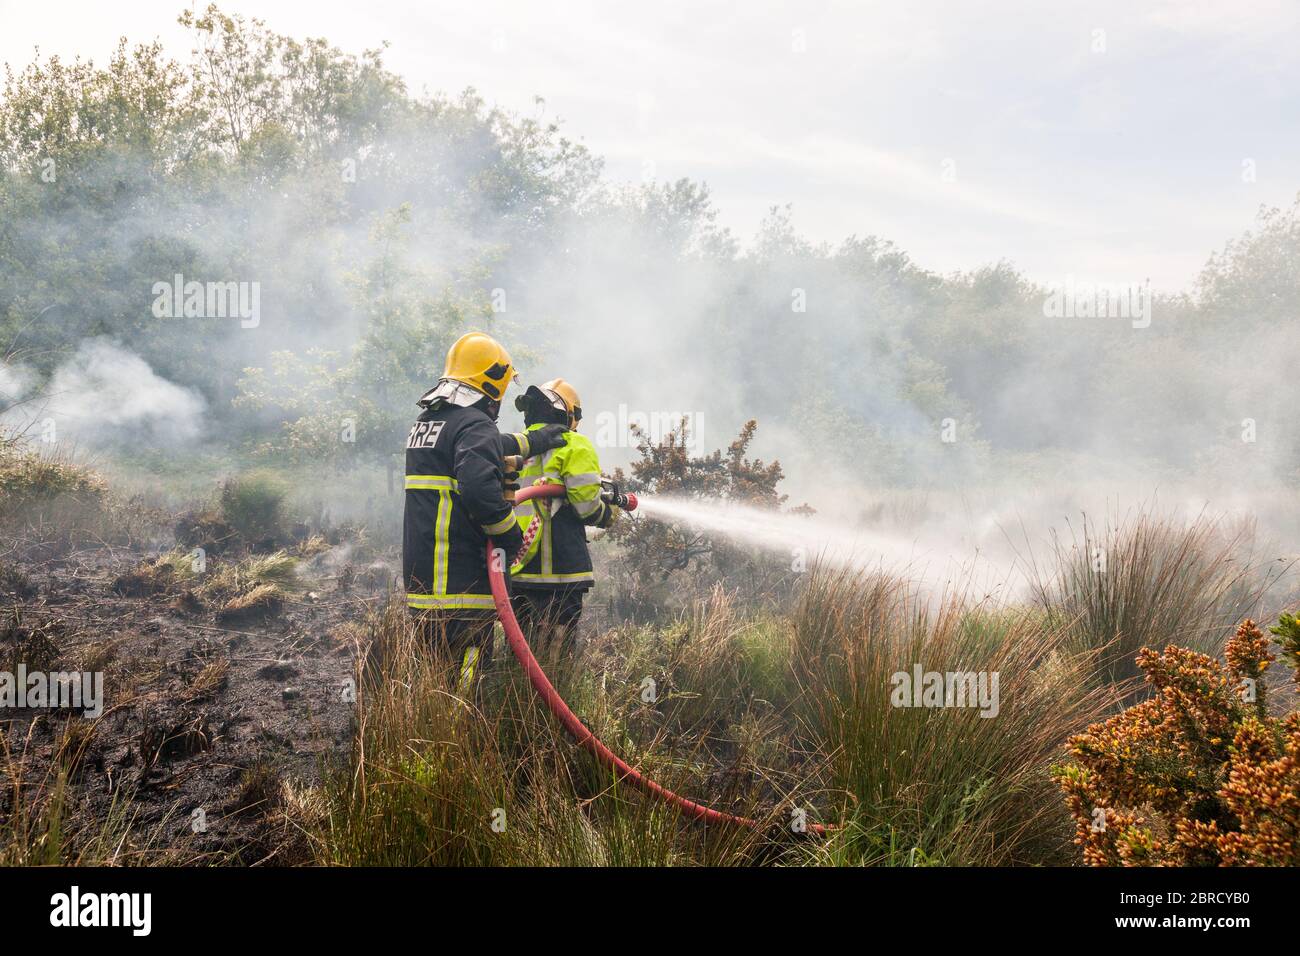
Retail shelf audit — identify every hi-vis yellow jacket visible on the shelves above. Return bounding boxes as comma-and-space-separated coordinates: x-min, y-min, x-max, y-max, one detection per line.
512, 423, 614, 589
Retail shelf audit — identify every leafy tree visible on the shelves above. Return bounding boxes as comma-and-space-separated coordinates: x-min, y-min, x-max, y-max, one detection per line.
3, 3, 1299, 490
233, 204, 522, 489
0, 4, 597, 458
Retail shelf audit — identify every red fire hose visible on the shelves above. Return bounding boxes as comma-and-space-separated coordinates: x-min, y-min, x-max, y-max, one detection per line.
488, 482, 830, 833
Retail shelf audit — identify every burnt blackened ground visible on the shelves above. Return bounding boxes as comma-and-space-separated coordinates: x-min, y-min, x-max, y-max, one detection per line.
0, 532, 392, 863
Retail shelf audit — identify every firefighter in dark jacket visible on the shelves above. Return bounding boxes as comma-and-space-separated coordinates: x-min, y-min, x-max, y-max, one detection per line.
403, 331, 565, 690
510, 379, 621, 657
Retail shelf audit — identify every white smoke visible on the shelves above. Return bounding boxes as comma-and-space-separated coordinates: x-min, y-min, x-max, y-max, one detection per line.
0, 362, 35, 407
3, 338, 206, 445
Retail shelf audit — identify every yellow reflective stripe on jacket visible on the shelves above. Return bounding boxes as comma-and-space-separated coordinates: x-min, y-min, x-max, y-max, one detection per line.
482, 513, 516, 536
513, 570, 595, 584
405, 474, 459, 491
458, 646, 481, 689
433, 486, 453, 595
406, 592, 497, 610
405, 474, 461, 595
541, 500, 554, 575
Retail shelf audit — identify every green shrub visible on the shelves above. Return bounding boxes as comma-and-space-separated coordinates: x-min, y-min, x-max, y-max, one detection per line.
218, 470, 290, 542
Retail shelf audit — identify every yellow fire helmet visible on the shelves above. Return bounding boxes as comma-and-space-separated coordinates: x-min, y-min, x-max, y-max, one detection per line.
540, 378, 582, 429
442, 331, 519, 401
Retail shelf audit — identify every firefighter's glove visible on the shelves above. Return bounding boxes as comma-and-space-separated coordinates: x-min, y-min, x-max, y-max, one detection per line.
527, 423, 567, 457
493, 524, 525, 567
595, 504, 621, 530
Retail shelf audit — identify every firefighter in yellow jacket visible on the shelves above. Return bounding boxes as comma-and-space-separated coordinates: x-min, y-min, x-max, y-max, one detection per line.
510, 379, 620, 655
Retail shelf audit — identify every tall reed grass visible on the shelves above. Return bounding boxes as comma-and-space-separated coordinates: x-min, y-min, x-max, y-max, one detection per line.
317, 569, 1125, 866
790, 570, 1118, 865
1025, 513, 1280, 691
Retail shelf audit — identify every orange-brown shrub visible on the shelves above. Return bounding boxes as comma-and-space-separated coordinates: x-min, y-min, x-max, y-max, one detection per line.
1054, 618, 1300, 866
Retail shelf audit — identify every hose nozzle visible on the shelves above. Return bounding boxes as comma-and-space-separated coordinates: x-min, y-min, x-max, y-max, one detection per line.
502, 456, 524, 503
600, 478, 638, 512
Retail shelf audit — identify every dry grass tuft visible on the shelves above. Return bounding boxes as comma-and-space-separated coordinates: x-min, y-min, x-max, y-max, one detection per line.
215, 583, 282, 624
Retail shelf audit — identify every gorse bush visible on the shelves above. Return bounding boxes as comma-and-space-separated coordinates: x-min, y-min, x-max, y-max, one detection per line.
1272, 612, 1300, 685
606, 419, 805, 620
1055, 618, 1300, 866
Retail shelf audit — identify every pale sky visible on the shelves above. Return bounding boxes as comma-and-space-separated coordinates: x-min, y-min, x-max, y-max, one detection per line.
3, 0, 1299, 290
